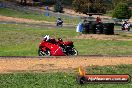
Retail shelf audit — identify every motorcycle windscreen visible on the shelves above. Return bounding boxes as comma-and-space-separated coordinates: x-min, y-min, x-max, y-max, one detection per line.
50, 45, 66, 56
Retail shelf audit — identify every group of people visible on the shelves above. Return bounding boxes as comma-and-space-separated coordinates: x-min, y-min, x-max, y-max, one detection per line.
76, 17, 131, 33
76, 19, 90, 33
76, 17, 102, 33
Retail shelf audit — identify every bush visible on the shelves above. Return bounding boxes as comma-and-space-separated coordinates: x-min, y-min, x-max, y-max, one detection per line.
54, 0, 63, 13
72, 0, 106, 14
112, 3, 131, 19
62, 0, 73, 6
41, 0, 55, 5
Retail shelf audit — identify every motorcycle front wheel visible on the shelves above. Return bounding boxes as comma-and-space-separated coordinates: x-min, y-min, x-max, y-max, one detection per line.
38, 48, 51, 56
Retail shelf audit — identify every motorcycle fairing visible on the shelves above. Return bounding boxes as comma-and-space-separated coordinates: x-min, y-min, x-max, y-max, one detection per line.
63, 41, 73, 46
39, 41, 66, 56
50, 45, 66, 56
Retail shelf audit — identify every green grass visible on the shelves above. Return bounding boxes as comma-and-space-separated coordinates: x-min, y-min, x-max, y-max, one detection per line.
0, 8, 56, 22
0, 8, 80, 24
74, 39, 132, 55
0, 24, 77, 56
0, 64, 132, 88
0, 24, 132, 56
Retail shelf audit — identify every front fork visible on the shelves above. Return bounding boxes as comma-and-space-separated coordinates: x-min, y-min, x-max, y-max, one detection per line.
40, 47, 47, 52
64, 46, 73, 55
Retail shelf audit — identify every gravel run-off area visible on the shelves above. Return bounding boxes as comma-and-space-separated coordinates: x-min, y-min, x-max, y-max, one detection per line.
0, 56, 132, 73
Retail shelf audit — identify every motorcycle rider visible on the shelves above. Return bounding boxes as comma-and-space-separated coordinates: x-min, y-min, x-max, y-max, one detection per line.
43, 35, 67, 50
43, 35, 50, 41
43, 35, 57, 44
56, 17, 63, 27
43, 35, 66, 52
123, 21, 131, 31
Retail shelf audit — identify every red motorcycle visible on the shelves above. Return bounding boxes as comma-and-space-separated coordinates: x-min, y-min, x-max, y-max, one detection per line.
38, 38, 78, 56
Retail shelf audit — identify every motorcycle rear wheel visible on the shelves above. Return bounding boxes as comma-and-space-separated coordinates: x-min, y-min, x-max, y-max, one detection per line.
68, 48, 78, 56
38, 48, 51, 56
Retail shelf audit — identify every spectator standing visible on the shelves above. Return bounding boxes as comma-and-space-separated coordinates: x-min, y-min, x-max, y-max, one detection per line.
76, 22, 83, 33
96, 17, 101, 23
82, 20, 90, 34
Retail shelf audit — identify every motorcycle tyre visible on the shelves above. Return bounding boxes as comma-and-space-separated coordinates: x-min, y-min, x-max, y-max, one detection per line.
67, 48, 78, 56
38, 48, 51, 56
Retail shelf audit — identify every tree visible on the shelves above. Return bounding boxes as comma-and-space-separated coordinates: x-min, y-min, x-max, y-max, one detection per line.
111, 0, 128, 8
41, 0, 55, 5
54, 0, 63, 13
112, 3, 131, 19
21, 0, 27, 5
72, 0, 106, 14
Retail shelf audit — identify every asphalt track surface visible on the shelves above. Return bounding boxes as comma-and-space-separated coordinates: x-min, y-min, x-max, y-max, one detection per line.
0, 21, 75, 29
1, 21, 132, 33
